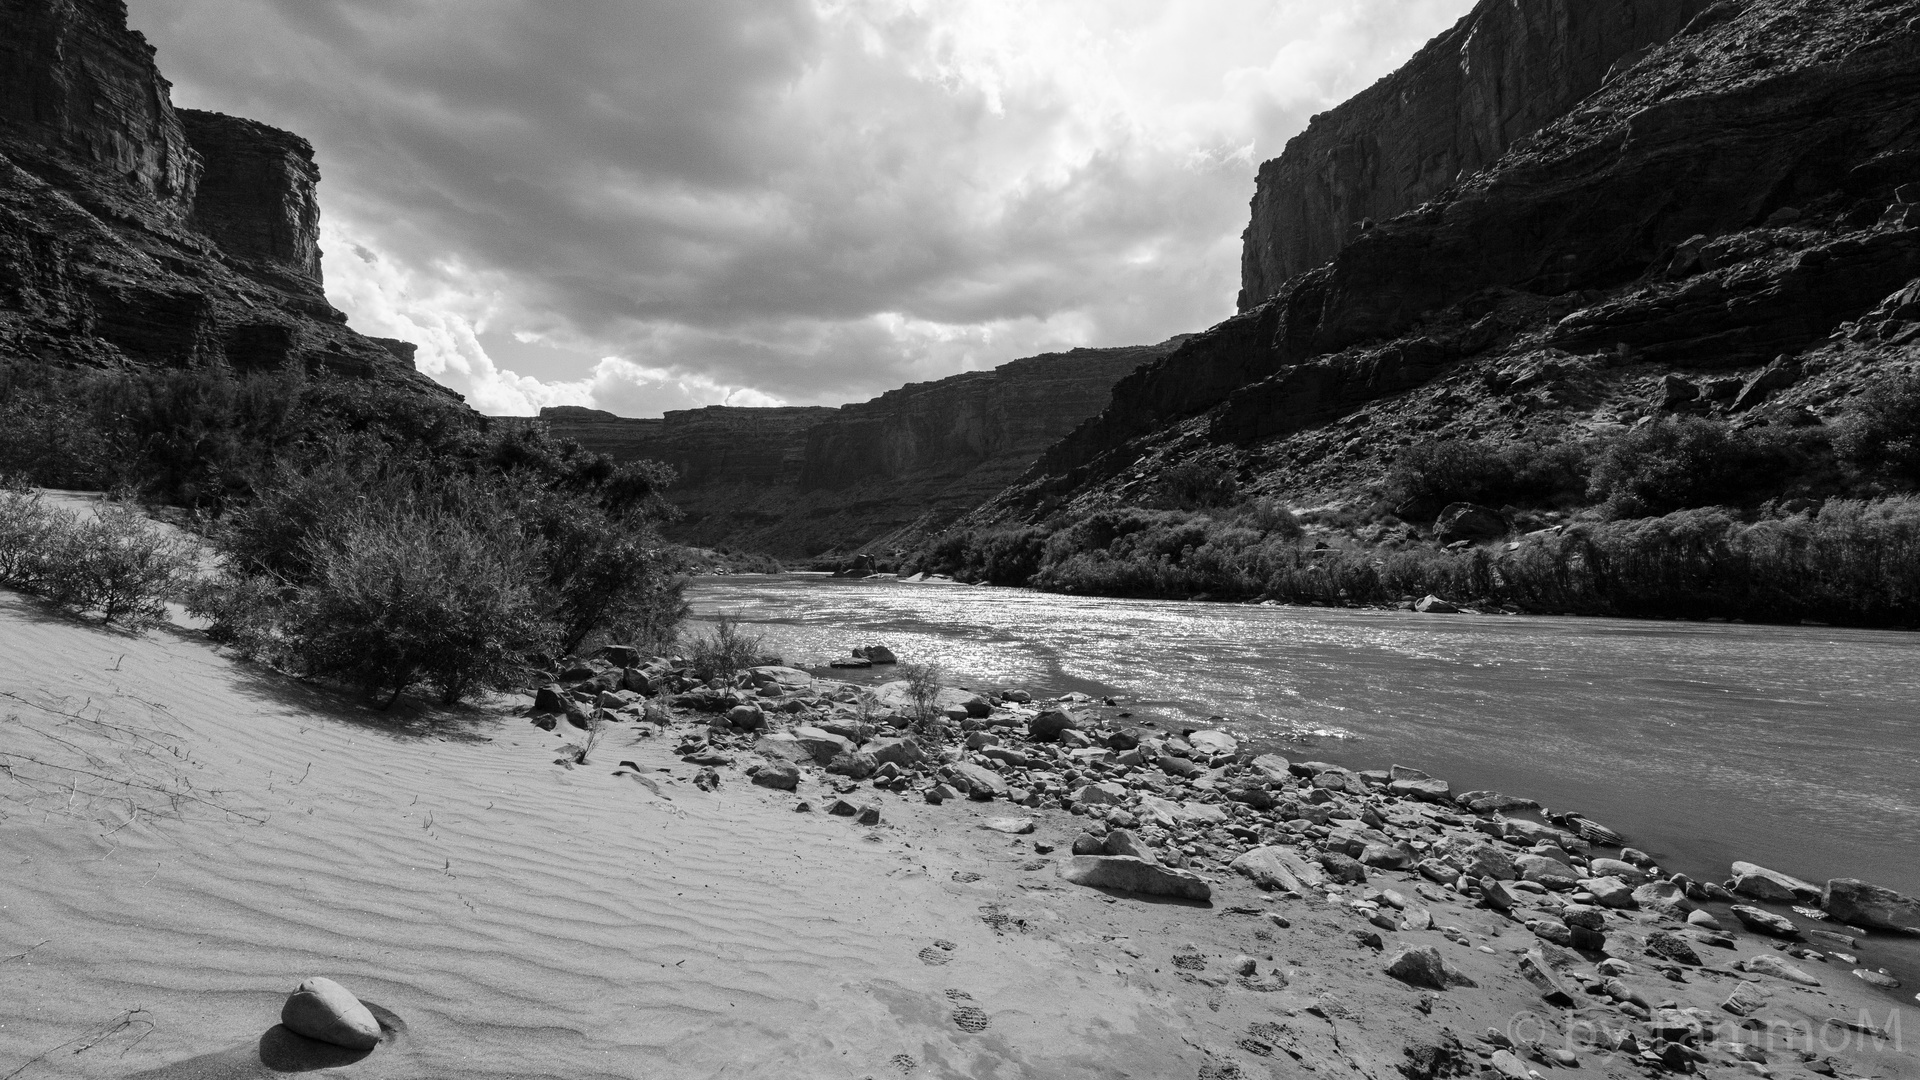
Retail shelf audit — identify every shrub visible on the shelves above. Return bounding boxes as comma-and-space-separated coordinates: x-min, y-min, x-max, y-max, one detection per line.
1384, 437, 1590, 518
1835, 373, 1920, 484
1586, 418, 1816, 517
1154, 461, 1239, 509
685, 614, 766, 686
281, 507, 553, 708
0, 488, 195, 626
900, 661, 944, 734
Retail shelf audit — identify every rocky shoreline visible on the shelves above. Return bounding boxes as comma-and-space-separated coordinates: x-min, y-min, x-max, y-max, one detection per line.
526, 645, 1920, 1079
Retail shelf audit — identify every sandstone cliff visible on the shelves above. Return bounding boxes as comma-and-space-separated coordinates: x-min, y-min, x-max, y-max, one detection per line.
540, 342, 1179, 555
973, 0, 1920, 526
0, 0, 433, 386
1239, 0, 1710, 308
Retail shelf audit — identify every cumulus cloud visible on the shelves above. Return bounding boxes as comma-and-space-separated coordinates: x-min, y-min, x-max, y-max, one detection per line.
129, 0, 1473, 415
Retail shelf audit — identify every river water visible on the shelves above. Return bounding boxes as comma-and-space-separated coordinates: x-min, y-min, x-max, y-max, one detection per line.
690, 574, 1920, 975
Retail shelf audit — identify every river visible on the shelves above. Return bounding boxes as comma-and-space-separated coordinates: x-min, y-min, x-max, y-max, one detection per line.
689, 574, 1920, 982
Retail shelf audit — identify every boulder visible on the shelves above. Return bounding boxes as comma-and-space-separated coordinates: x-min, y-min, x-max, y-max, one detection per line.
1317, 852, 1368, 884
864, 737, 924, 768
1730, 904, 1801, 939
1588, 858, 1650, 885
1413, 594, 1460, 614
1517, 949, 1575, 1005
1437, 838, 1516, 881
1730, 861, 1821, 904
824, 750, 877, 779
1230, 846, 1314, 892
947, 762, 1010, 800
1580, 876, 1637, 909
1434, 502, 1508, 544
981, 817, 1036, 835
874, 681, 989, 718
1360, 842, 1418, 870
1187, 730, 1238, 756
1644, 930, 1701, 966
1069, 782, 1127, 807
725, 704, 767, 731
1157, 754, 1204, 779
1102, 828, 1155, 861
1516, 854, 1581, 889
754, 733, 814, 764
1058, 856, 1210, 901
1632, 880, 1694, 917
281, 977, 381, 1051
746, 665, 812, 692
852, 644, 897, 664
1822, 878, 1920, 931
751, 761, 800, 790
532, 683, 568, 714
1386, 946, 1478, 990
1029, 709, 1080, 742
1744, 954, 1819, 986
791, 726, 855, 763
1247, 753, 1292, 782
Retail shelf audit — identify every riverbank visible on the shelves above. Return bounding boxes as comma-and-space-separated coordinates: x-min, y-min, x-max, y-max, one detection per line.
2, 593, 1914, 1078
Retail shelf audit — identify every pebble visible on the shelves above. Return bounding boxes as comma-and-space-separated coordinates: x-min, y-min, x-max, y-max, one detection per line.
281, 977, 381, 1050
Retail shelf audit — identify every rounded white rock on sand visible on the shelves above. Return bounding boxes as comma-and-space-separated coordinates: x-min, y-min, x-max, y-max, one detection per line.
281, 976, 382, 1050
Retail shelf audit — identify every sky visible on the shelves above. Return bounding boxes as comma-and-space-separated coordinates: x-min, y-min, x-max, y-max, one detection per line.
128, 0, 1474, 417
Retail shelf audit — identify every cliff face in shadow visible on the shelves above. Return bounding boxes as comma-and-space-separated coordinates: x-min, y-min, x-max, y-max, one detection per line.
968, 0, 1920, 528
0, 0, 432, 386
1239, 0, 1710, 308
540, 342, 1180, 556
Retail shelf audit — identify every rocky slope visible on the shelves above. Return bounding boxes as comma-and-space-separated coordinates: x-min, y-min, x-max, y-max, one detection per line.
969, 0, 1920, 530
541, 342, 1180, 556
0, 0, 432, 386
1239, 0, 1711, 307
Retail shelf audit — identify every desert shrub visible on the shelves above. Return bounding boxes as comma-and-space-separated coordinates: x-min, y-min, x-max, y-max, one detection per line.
1834, 373, 1920, 484
1225, 498, 1305, 539
0, 489, 195, 626
280, 506, 552, 708
900, 661, 944, 734
1154, 461, 1239, 509
685, 614, 767, 686
1586, 417, 1819, 518
1385, 437, 1590, 517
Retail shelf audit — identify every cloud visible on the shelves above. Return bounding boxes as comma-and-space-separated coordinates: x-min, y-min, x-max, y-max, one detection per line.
129, 0, 1474, 415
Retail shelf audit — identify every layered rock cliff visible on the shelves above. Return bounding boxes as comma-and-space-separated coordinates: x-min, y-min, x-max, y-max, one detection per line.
540, 342, 1180, 555
971, 0, 1920, 527
1238, 0, 1711, 308
0, 0, 433, 386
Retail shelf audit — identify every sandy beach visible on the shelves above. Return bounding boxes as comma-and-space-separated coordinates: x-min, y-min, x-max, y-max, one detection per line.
1, 591, 1913, 1079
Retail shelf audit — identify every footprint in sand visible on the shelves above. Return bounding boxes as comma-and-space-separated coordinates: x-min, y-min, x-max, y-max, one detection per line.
889, 1052, 918, 1073
917, 939, 957, 965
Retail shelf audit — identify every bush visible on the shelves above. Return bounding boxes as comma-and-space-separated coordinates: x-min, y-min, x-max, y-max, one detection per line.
0, 488, 195, 626
1835, 373, 1920, 484
1384, 437, 1590, 518
1586, 418, 1817, 518
281, 507, 553, 708
685, 614, 767, 686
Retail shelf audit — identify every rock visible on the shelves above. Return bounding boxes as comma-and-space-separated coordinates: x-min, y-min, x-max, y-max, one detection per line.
1187, 730, 1238, 756
1434, 503, 1509, 545
1029, 709, 1080, 742
1230, 846, 1313, 892
1456, 790, 1539, 814
1413, 594, 1460, 614
1822, 878, 1920, 932
856, 805, 882, 826
281, 977, 381, 1051
1731, 861, 1821, 904
1516, 854, 1581, 889
1069, 782, 1127, 807
745, 666, 812, 692
1853, 968, 1901, 989
1722, 981, 1771, 1016
725, 704, 767, 731
1386, 946, 1478, 990
1360, 842, 1418, 870
1660, 373, 1701, 409
1580, 876, 1636, 909
1631, 881, 1694, 917
1487, 1050, 1531, 1080
1517, 949, 1576, 1005
1730, 905, 1801, 939
981, 817, 1036, 835
1247, 753, 1291, 782
1528, 918, 1574, 948
1317, 852, 1368, 884
532, 683, 568, 714
1102, 828, 1155, 861
1587, 858, 1649, 885
1685, 910, 1722, 930
1157, 754, 1204, 779
864, 737, 924, 768
852, 644, 897, 664
1479, 878, 1518, 912
750, 761, 800, 790
1644, 931, 1701, 966
1438, 839, 1516, 881
1745, 954, 1819, 986
1071, 834, 1106, 856
824, 750, 877, 779
791, 726, 855, 763
1389, 776, 1452, 803
1057, 855, 1211, 901
947, 762, 1010, 800
827, 798, 859, 816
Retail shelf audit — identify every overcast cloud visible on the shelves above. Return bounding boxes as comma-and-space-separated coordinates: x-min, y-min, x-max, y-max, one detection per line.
128, 0, 1473, 415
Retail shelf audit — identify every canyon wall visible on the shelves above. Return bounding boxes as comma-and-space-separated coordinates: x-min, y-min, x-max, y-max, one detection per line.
0, 0, 433, 388
1237, 0, 1710, 308
541, 342, 1179, 555
973, 0, 1920, 525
